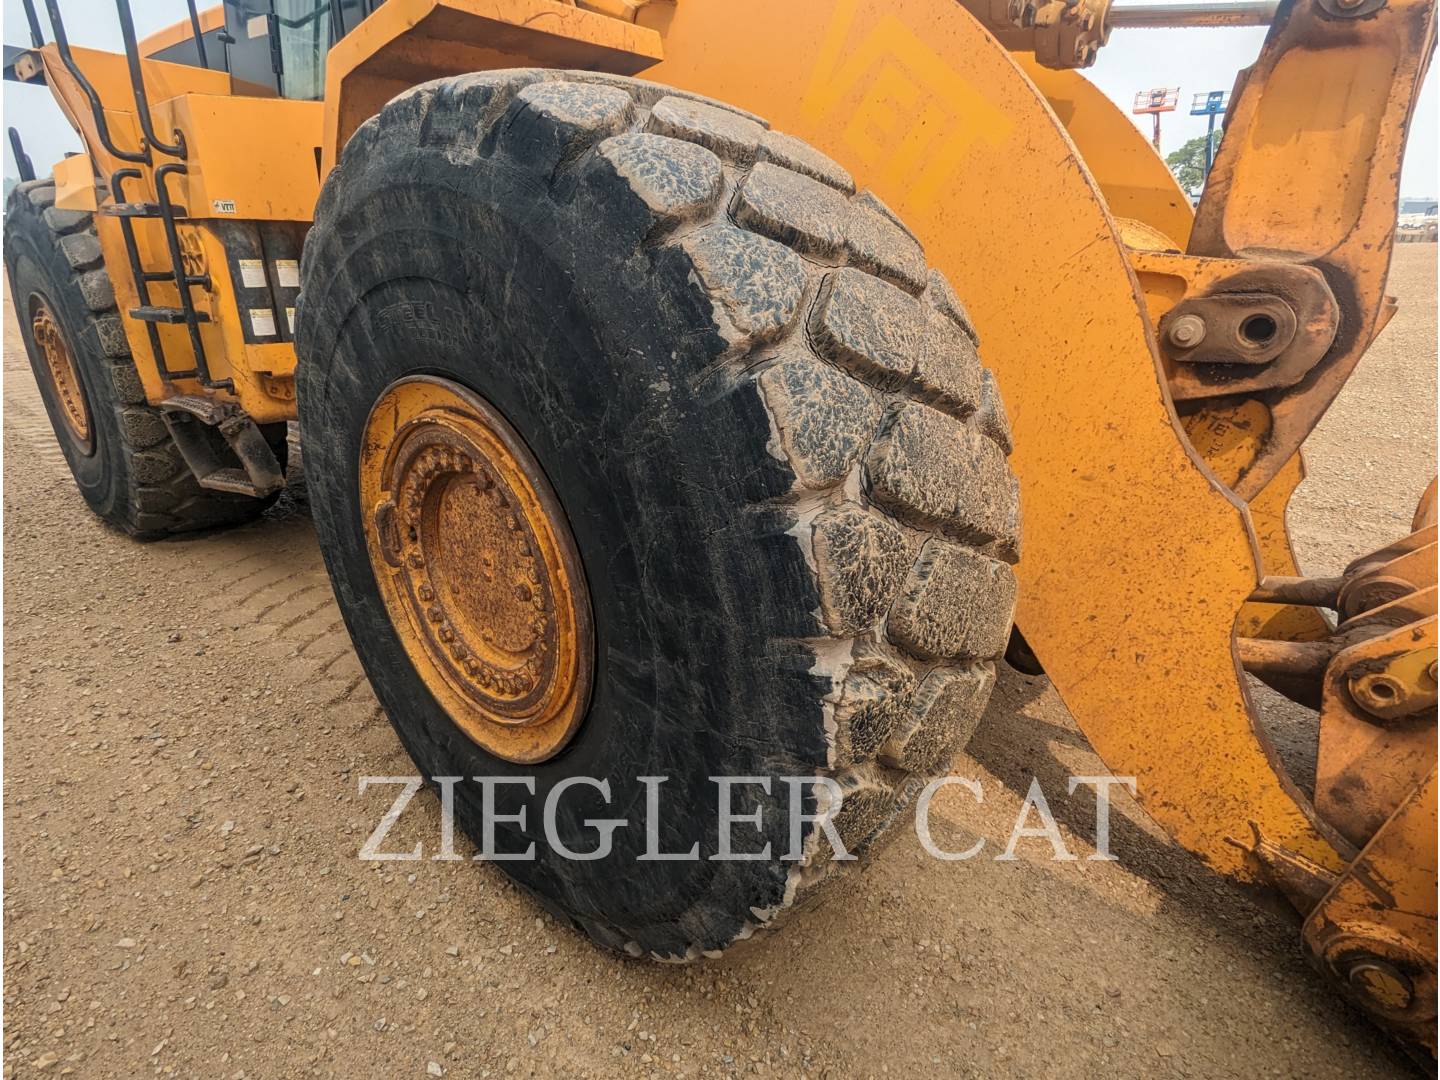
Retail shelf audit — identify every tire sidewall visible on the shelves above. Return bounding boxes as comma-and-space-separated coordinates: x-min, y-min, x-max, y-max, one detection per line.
299, 163, 822, 951
6, 217, 127, 521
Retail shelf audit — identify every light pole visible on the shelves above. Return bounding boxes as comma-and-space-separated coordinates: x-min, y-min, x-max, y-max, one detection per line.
1133, 87, 1180, 153
1190, 90, 1230, 179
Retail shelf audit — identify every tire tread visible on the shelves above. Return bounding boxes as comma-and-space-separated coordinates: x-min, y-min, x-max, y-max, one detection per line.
303, 71, 1021, 957
4, 182, 275, 538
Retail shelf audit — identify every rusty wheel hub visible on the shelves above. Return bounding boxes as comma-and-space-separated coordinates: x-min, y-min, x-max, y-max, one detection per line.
360, 377, 592, 763
31, 297, 92, 451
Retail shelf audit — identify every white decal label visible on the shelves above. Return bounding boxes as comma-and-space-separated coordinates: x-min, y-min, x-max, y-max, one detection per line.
238, 259, 266, 289
211, 199, 237, 215
249, 308, 277, 337
247, 15, 268, 37
285, 307, 296, 334
275, 259, 300, 289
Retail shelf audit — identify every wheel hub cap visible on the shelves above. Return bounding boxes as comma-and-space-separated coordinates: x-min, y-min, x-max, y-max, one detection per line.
360, 377, 592, 763
31, 298, 92, 450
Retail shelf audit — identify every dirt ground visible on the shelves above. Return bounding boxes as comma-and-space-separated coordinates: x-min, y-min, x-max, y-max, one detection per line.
2, 245, 1434, 1079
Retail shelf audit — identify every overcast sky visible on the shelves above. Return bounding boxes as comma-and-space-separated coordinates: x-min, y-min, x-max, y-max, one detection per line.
2, 1, 1435, 198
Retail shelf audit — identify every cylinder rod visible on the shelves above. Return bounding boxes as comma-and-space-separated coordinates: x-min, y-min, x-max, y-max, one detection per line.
1248, 574, 1346, 608
1108, 0, 1280, 28
1236, 637, 1340, 680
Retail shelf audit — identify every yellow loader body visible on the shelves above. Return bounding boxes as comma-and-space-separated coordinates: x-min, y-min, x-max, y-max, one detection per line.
8, 0, 1435, 1056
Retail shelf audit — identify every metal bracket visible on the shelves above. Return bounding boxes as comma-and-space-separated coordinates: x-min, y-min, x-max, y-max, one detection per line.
1129, 250, 1340, 400
160, 396, 284, 498
1317, 0, 1387, 17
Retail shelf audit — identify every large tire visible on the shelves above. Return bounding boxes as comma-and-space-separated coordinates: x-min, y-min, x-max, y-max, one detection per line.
297, 71, 1020, 958
3, 180, 281, 538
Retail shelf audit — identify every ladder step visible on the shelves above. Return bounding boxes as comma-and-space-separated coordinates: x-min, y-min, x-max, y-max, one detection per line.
138, 270, 209, 287
130, 305, 210, 324
100, 201, 188, 219
160, 398, 285, 499
193, 467, 270, 497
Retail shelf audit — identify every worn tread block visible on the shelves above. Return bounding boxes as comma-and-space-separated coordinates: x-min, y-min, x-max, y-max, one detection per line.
974, 369, 1013, 454
846, 191, 926, 295
734, 162, 849, 261
575, 75, 769, 127
17, 179, 55, 207
757, 130, 854, 194
859, 189, 917, 240
339, 114, 383, 173
810, 504, 911, 636
119, 407, 168, 450
680, 223, 807, 352
378, 79, 443, 136
647, 95, 764, 165
916, 309, 981, 419
517, 79, 633, 127
42, 206, 88, 235
887, 540, 1016, 661
502, 80, 635, 172
77, 269, 115, 313
110, 361, 146, 405
925, 268, 979, 345
756, 351, 881, 490
808, 268, 921, 390
415, 70, 536, 150
832, 642, 915, 766
93, 314, 131, 358
58, 232, 103, 271
866, 402, 1019, 552
131, 449, 180, 484
135, 485, 180, 513
809, 269, 981, 419
880, 662, 994, 771
825, 765, 903, 860
595, 132, 724, 222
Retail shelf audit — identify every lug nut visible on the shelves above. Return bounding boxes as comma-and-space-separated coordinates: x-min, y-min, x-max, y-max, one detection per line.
1168, 314, 1207, 349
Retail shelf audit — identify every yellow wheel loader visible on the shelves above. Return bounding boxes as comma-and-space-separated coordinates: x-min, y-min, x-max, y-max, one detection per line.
4, 0, 1435, 1058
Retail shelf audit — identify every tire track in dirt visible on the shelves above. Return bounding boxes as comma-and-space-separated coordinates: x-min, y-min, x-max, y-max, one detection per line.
5, 258, 1425, 1079
4, 350, 73, 477
3, 360, 387, 733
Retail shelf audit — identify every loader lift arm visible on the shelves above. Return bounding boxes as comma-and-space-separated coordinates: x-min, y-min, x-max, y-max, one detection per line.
4, 0, 1435, 1058
965, 0, 1437, 1054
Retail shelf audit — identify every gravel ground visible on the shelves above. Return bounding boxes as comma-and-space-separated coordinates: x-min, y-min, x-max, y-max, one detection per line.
3, 245, 1433, 1079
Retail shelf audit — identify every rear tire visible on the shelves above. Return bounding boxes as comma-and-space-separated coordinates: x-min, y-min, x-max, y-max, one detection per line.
3, 179, 281, 538
297, 71, 1020, 957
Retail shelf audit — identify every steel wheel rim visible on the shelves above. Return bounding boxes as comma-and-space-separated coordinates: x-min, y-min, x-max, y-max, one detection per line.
30, 296, 93, 453
359, 376, 594, 763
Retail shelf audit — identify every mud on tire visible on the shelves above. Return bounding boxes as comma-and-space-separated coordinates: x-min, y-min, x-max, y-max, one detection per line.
3, 180, 281, 538
297, 71, 1020, 958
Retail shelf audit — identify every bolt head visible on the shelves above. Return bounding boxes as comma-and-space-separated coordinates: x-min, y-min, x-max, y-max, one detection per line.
1168, 314, 1207, 349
